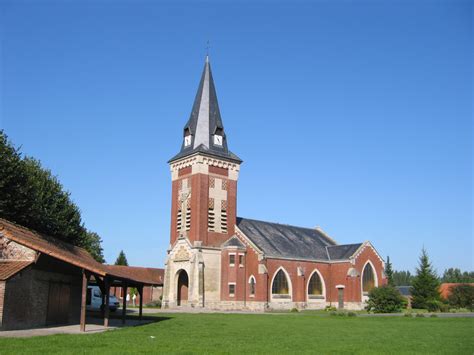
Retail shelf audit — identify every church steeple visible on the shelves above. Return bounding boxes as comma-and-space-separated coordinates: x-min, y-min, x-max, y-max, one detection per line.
169, 56, 241, 163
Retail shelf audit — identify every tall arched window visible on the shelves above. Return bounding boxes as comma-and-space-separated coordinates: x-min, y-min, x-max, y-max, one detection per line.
362, 262, 376, 294
249, 276, 256, 296
307, 271, 324, 299
272, 269, 290, 298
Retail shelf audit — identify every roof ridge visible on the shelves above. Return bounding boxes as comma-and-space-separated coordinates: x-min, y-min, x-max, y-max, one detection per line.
237, 216, 330, 234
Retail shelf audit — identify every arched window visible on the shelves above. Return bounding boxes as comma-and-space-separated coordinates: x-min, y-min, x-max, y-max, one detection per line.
307, 271, 324, 299
272, 269, 290, 297
362, 262, 376, 294
249, 276, 256, 296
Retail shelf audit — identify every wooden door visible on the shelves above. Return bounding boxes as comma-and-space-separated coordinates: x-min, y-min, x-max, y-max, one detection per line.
338, 288, 344, 309
46, 282, 70, 325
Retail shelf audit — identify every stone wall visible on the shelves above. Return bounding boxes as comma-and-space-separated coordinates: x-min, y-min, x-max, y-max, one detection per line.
0, 237, 36, 261
2, 263, 82, 330
0, 281, 5, 328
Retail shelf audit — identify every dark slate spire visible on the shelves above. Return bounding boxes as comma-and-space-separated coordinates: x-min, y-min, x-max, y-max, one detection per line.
169, 56, 241, 163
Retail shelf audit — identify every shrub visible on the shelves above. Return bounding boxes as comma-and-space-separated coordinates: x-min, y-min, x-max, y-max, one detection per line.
366, 286, 406, 313
447, 284, 474, 311
404, 313, 413, 317
426, 299, 442, 312
329, 311, 338, 316
325, 306, 337, 312
415, 313, 425, 318
146, 300, 162, 308
290, 307, 299, 313
430, 314, 438, 318
347, 312, 357, 317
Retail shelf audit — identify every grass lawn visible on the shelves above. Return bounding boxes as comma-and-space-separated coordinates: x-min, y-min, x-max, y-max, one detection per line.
0, 312, 472, 354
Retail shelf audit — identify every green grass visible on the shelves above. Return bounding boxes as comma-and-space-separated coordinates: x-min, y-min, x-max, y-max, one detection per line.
0, 312, 473, 354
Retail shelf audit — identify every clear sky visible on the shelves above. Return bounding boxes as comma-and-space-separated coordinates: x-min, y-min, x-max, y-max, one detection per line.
1, 0, 472, 273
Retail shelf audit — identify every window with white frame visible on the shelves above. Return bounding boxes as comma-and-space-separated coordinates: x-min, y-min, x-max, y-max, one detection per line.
239, 254, 244, 267
229, 254, 235, 266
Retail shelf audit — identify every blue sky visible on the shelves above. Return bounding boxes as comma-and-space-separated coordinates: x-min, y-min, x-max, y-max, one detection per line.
1, 0, 472, 273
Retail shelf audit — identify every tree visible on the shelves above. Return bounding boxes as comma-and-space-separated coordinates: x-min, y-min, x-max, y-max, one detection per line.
366, 285, 407, 313
442, 268, 474, 283
392, 270, 413, 286
447, 285, 474, 311
115, 250, 129, 266
0, 130, 104, 262
385, 256, 394, 286
411, 248, 441, 311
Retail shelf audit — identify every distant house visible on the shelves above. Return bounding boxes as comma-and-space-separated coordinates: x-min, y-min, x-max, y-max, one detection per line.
396, 286, 412, 308
106, 265, 164, 305
0, 218, 162, 331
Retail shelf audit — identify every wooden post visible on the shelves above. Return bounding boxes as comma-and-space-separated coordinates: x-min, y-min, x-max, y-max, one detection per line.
122, 283, 128, 325
138, 285, 143, 321
104, 277, 110, 328
80, 270, 90, 332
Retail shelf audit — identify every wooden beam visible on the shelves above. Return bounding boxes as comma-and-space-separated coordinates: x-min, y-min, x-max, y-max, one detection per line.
138, 285, 143, 321
121, 283, 128, 325
104, 277, 110, 328
80, 270, 90, 332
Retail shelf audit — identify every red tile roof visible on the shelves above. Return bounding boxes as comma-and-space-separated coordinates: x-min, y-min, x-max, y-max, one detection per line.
105, 265, 164, 286
0, 260, 33, 281
0, 218, 162, 286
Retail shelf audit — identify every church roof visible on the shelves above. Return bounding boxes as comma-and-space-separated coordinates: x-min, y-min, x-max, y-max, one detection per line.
236, 217, 363, 262
221, 235, 246, 249
326, 243, 363, 260
169, 56, 241, 164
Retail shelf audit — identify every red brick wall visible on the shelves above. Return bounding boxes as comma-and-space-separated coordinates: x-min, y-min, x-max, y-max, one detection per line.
235, 244, 386, 304
170, 165, 237, 248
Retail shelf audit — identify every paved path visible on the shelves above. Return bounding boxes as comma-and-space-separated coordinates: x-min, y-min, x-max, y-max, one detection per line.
0, 318, 154, 338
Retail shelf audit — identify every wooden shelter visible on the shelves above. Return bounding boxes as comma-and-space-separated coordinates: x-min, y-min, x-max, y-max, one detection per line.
0, 218, 162, 331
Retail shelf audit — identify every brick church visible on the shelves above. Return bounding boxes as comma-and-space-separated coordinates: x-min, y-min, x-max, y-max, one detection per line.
162, 57, 386, 311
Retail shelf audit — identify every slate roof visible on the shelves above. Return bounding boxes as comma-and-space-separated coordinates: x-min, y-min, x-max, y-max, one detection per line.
169, 56, 241, 164
221, 235, 246, 249
326, 244, 363, 260
0, 260, 33, 281
396, 286, 412, 297
236, 217, 363, 262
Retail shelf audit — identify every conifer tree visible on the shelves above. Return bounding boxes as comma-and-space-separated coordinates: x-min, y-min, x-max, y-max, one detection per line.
115, 250, 129, 266
385, 256, 394, 286
411, 248, 440, 310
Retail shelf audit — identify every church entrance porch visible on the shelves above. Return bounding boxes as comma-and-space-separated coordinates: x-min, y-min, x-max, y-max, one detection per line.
177, 270, 189, 306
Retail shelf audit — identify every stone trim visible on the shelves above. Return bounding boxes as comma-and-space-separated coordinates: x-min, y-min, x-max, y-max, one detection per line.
350, 241, 384, 265
170, 153, 240, 181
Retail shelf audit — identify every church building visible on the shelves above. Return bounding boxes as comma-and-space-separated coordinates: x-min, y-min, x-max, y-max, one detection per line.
162, 57, 386, 311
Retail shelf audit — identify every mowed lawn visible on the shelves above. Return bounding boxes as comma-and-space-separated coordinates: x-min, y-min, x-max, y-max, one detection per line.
0, 313, 473, 354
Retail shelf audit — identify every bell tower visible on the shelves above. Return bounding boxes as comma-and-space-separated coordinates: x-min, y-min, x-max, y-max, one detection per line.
168, 56, 242, 248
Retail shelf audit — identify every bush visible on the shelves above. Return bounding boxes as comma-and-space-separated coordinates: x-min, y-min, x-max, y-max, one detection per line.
426, 299, 442, 312
404, 313, 413, 317
146, 300, 162, 308
366, 286, 407, 313
329, 311, 338, 316
325, 306, 337, 312
447, 285, 474, 311
415, 313, 425, 318
290, 307, 299, 313
430, 314, 438, 318
347, 312, 357, 317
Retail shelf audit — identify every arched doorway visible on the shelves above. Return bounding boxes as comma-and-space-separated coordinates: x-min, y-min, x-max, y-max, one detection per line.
177, 270, 189, 306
